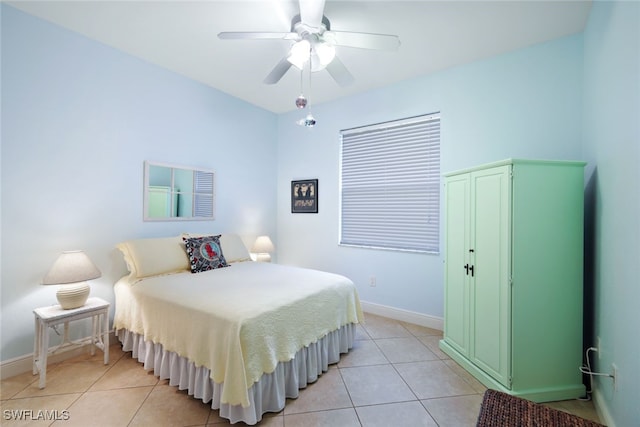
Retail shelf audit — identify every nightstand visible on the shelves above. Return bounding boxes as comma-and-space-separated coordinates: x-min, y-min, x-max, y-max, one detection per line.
33, 297, 110, 388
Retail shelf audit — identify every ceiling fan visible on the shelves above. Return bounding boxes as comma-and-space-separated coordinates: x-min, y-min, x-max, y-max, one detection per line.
217, 0, 400, 87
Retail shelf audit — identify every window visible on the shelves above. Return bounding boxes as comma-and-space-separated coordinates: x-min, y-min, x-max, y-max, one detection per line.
339, 113, 440, 253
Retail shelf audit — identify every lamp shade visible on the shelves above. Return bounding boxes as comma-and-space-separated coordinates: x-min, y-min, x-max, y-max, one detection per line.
43, 250, 101, 284
251, 236, 275, 262
43, 250, 101, 309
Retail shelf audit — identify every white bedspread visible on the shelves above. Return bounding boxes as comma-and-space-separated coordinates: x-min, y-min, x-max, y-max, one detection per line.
113, 261, 363, 408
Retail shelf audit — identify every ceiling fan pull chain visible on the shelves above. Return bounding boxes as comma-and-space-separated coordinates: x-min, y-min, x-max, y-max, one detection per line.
297, 59, 316, 127
295, 66, 307, 109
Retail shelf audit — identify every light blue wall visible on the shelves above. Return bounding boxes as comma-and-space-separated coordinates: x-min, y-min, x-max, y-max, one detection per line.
0, 5, 278, 361
582, 1, 640, 426
277, 34, 584, 319
3, 5, 639, 425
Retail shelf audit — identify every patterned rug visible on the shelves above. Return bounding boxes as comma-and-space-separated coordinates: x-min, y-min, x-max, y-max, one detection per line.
476, 389, 604, 427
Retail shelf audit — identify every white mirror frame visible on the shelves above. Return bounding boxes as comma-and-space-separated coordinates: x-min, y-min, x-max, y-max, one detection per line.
143, 161, 215, 221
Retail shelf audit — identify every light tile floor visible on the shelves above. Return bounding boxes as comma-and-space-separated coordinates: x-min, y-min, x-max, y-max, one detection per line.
1, 314, 602, 426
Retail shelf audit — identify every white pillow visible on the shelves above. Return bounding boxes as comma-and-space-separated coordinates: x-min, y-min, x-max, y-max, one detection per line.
116, 236, 190, 279
219, 234, 252, 263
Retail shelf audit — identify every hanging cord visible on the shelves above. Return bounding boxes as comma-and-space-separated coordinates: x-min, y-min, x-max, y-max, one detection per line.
302, 47, 316, 126
295, 45, 316, 127
307, 44, 313, 110
578, 347, 614, 401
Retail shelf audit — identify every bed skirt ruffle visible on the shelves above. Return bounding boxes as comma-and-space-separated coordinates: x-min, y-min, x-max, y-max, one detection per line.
116, 323, 356, 425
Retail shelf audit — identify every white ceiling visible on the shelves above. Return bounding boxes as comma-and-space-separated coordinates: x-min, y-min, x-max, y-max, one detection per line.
8, 1, 592, 113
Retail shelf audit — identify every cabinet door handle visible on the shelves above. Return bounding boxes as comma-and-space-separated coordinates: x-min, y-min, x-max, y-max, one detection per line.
469, 265, 474, 277
464, 264, 469, 275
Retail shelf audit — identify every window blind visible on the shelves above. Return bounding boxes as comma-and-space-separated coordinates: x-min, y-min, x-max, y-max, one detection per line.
339, 113, 440, 253
193, 171, 214, 218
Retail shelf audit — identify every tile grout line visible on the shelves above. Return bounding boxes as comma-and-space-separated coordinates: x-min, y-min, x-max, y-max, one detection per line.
336, 360, 363, 426
64, 345, 128, 426
125, 379, 156, 427
366, 319, 478, 426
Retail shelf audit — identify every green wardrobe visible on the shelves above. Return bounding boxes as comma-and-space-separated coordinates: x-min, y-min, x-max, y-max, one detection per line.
439, 159, 586, 402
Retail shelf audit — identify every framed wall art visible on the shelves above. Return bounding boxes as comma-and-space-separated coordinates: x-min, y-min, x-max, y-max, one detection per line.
291, 179, 318, 213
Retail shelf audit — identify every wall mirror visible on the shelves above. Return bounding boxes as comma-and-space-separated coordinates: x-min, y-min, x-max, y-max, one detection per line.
143, 161, 215, 221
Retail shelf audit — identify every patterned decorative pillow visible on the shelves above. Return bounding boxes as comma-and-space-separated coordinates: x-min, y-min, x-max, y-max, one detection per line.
182, 235, 229, 273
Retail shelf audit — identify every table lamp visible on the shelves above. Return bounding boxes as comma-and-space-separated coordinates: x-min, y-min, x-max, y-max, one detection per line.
42, 250, 101, 309
251, 236, 275, 262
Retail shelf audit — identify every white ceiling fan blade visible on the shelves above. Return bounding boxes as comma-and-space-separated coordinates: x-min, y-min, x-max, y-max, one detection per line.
218, 32, 298, 40
264, 57, 293, 85
326, 56, 355, 87
326, 31, 400, 51
298, 0, 326, 29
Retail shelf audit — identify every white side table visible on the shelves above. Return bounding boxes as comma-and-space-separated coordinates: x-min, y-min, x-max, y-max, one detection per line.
33, 297, 110, 388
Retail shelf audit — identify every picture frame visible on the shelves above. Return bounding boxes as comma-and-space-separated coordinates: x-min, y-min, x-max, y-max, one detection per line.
291, 179, 318, 213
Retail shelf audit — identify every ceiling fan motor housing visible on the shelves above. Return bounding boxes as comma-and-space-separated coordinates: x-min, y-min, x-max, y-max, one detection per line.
290, 14, 331, 35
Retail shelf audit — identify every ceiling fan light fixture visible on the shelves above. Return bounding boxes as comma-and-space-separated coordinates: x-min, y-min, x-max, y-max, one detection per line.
314, 42, 335, 67
288, 39, 335, 72
287, 40, 311, 69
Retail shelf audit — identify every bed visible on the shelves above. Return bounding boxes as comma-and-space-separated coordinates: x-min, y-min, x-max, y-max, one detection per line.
113, 233, 363, 425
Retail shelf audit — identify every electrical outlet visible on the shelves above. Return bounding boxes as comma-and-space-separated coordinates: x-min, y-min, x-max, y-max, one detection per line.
612, 363, 618, 392
369, 276, 376, 287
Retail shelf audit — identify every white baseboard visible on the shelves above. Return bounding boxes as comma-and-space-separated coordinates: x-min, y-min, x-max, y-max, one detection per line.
360, 300, 443, 331
1, 332, 118, 380
592, 383, 616, 427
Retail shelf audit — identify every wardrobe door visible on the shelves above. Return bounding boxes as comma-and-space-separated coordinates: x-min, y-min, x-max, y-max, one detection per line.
469, 165, 511, 387
443, 174, 471, 357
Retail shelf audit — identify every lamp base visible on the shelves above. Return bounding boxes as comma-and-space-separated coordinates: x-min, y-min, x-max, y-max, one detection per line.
56, 282, 90, 309
255, 253, 272, 263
